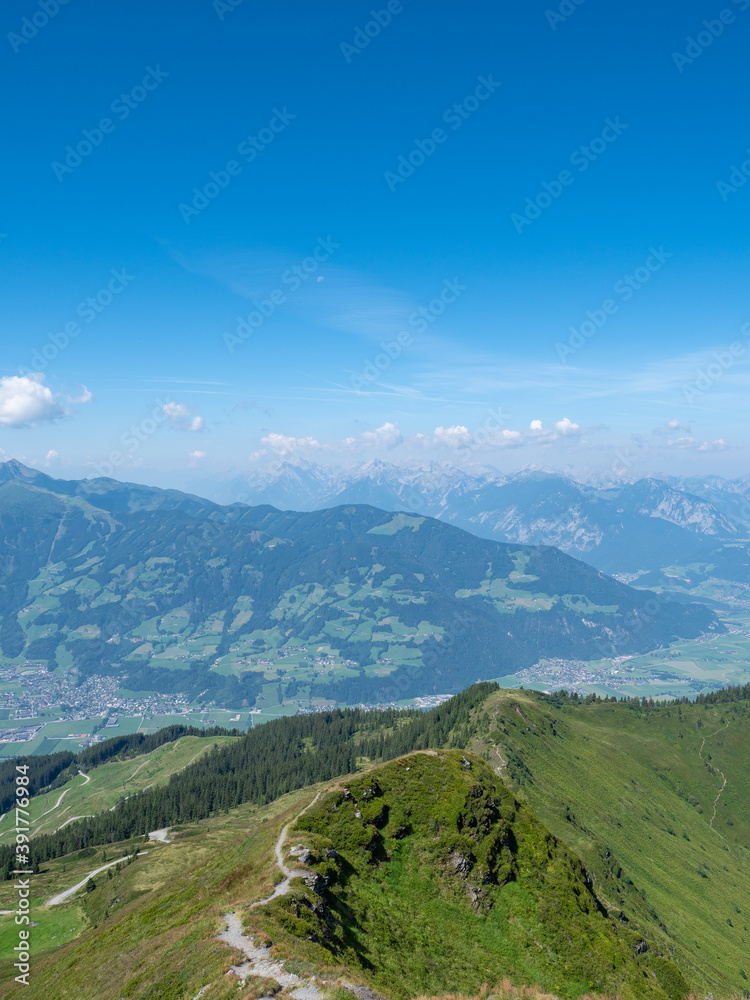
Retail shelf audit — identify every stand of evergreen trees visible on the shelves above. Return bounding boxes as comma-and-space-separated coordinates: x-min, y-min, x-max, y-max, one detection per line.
0, 683, 497, 879
75, 724, 236, 770
0, 751, 75, 815
0, 725, 236, 813
546, 681, 750, 710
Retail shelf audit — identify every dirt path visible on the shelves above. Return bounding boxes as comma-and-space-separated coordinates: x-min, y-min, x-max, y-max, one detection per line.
698, 721, 731, 831
46, 853, 148, 906
217, 912, 322, 997
128, 759, 149, 781
53, 814, 93, 833
217, 791, 327, 997
249, 791, 322, 909
486, 708, 509, 781
216, 789, 385, 999
37, 787, 71, 819
78, 770, 91, 784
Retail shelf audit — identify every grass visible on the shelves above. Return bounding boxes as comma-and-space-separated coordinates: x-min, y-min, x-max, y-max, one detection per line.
0, 903, 85, 956
0, 690, 748, 999
251, 751, 688, 1000
0, 786, 321, 1000
467, 690, 750, 997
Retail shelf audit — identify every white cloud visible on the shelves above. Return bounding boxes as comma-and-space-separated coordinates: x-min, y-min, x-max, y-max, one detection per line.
162, 401, 204, 432
431, 424, 525, 452
261, 432, 321, 456
0, 375, 64, 428
44, 449, 59, 466
361, 422, 403, 449
189, 450, 207, 467
666, 436, 728, 452
253, 416, 587, 462
433, 425, 472, 448
554, 417, 581, 436
492, 429, 523, 445
421, 418, 585, 453
343, 422, 404, 451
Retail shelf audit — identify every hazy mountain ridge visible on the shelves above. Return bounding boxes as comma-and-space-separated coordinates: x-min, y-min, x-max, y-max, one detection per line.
204, 460, 750, 578
0, 462, 718, 709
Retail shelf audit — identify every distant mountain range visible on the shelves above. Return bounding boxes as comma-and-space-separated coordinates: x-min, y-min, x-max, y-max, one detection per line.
198, 459, 750, 581
0, 461, 718, 708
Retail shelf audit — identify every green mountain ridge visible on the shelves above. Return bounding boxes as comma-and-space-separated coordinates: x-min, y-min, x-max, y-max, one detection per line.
267, 749, 688, 1000
0, 464, 719, 708
0, 684, 748, 998
468, 687, 750, 997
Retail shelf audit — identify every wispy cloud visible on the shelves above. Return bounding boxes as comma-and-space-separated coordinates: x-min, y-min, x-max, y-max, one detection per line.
167, 244, 418, 342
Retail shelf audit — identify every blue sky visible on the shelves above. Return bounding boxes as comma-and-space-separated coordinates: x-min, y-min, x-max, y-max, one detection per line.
1, 0, 750, 489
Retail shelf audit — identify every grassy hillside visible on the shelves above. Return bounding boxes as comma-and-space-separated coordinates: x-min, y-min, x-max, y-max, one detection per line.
0, 687, 747, 998
259, 749, 687, 1000
0, 753, 689, 1000
0, 734, 237, 844
467, 689, 750, 996
0, 786, 322, 999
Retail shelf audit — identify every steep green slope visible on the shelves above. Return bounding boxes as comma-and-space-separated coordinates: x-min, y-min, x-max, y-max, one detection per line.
467, 689, 750, 996
0, 466, 718, 709
256, 750, 687, 1000
0, 754, 691, 1000
0, 786, 322, 1000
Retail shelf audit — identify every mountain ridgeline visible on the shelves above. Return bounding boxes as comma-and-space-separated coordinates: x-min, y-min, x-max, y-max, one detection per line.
204, 459, 750, 581
276, 750, 689, 1000
0, 462, 718, 708
3, 684, 750, 999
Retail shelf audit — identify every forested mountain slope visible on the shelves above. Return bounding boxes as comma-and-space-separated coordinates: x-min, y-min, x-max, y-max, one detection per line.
0, 464, 718, 707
